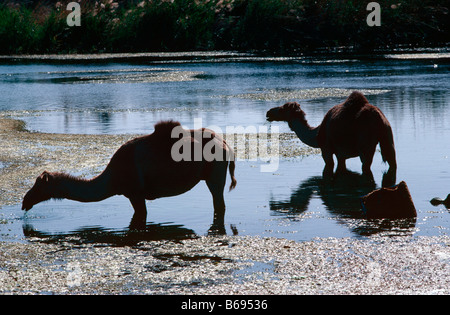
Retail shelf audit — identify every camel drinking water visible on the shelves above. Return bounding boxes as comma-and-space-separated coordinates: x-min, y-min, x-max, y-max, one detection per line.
22, 120, 237, 231
266, 91, 397, 178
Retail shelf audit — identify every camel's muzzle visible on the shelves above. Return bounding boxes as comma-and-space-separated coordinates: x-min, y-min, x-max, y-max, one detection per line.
22, 201, 33, 211
266, 109, 276, 122
22, 192, 34, 211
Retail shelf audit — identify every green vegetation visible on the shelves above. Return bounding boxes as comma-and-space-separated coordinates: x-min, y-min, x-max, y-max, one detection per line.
0, 0, 448, 54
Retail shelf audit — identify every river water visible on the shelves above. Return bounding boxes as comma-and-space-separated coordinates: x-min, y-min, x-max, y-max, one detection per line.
0, 51, 449, 243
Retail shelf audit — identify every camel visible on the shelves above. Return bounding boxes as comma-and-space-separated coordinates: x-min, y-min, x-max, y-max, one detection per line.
361, 181, 417, 219
22, 120, 237, 232
266, 91, 397, 177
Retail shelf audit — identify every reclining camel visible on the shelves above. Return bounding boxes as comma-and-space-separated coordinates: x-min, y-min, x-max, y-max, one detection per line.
22, 120, 236, 232
361, 181, 417, 219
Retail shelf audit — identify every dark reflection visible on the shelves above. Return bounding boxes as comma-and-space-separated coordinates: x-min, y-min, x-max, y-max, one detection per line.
22, 222, 197, 246
270, 170, 416, 237
271, 170, 376, 218
208, 224, 227, 236
430, 194, 450, 210
353, 217, 417, 237
127, 208, 227, 237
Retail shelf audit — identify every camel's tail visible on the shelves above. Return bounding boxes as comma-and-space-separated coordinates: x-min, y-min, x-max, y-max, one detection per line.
224, 142, 237, 191
228, 160, 237, 191
379, 121, 397, 170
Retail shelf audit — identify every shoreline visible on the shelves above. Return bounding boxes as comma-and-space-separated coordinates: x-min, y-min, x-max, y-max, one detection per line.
1, 48, 449, 63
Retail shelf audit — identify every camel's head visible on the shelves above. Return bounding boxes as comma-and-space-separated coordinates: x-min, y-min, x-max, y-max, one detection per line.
22, 171, 54, 211
266, 102, 306, 123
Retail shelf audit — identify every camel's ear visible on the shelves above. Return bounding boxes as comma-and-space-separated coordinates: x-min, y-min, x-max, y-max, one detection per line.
290, 102, 301, 110
40, 171, 51, 183
283, 102, 300, 111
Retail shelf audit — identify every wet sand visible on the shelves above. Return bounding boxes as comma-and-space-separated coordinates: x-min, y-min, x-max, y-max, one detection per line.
1, 235, 449, 295
1, 118, 449, 295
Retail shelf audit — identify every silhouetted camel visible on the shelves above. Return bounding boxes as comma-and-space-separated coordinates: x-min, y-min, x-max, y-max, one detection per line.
22, 120, 237, 232
361, 181, 417, 219
266, 91, 397, 177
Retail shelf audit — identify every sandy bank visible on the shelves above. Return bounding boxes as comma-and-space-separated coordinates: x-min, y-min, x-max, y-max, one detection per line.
1, 235, 449, 295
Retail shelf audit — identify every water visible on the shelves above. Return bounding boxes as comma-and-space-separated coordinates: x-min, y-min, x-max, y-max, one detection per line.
1, 52, 449, 244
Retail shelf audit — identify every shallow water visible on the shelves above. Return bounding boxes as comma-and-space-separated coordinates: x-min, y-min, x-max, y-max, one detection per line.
1, 52, 449, 244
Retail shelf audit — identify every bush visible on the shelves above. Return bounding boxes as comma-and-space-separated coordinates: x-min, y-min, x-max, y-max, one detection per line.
0, 6, 37, 53
0, 0, 448, 54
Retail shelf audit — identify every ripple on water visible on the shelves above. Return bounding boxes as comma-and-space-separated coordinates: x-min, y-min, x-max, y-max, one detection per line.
228, 88, 391, 101
2, 68, 204, 85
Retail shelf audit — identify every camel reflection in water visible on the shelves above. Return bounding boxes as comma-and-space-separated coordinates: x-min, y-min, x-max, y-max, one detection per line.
269, 169, 416, 237
22, 221, 197, 246
22, 170, 412, 242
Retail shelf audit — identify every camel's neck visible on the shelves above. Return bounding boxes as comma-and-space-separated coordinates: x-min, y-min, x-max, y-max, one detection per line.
288, 119, 320, 148
53, 169, 115, 203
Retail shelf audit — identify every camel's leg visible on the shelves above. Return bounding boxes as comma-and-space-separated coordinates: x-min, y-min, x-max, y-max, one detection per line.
336, 157, 347, 173
322, 149, 334, 177
129, 196, 147, 229
382, 167, 397, 187
360, 146, 376, 178
205, 163, 227, 234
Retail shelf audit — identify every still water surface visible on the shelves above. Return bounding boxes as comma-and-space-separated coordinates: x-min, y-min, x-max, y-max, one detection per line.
0, 52, 449, 243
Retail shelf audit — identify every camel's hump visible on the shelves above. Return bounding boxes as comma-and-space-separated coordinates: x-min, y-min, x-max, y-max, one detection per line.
153, 120, 182, 135
343, 91, 369, 108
